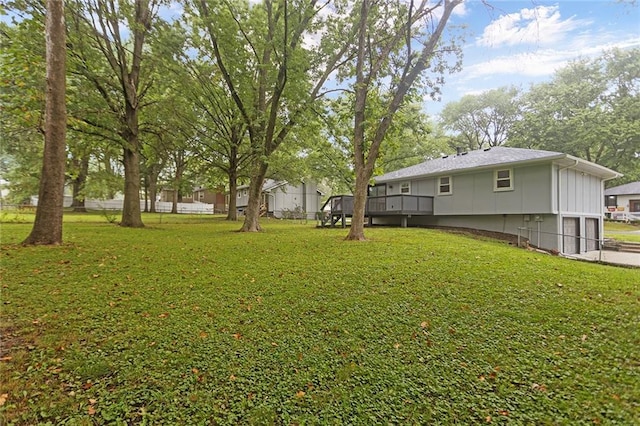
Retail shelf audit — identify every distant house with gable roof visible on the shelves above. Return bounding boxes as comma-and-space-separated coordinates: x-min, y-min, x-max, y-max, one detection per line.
236, 179, 322, 220
604, 181, 640, 221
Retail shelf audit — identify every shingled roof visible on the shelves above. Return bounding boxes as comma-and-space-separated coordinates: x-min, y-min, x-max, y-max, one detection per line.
605, 181, 640, 196
374, 146, 620, 182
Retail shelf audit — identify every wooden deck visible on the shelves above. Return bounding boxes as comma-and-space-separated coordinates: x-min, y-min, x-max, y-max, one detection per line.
318, 194, 433, 228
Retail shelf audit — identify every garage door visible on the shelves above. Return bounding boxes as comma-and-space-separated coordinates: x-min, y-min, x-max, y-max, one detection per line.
585, 218, 599, 251
563, 217, 580, 254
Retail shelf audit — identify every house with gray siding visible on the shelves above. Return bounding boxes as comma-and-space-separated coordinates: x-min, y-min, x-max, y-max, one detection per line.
237, 179, 321, 220
369, 147, 620, 254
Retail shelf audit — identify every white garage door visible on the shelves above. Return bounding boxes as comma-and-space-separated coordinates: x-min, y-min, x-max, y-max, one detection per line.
585, 218, 599, 251
563, 217, 580, 254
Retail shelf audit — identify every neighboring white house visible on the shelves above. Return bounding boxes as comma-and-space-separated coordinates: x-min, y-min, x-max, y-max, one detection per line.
370, 146, 621, 255
604, 181, 640, 220
236, 180, 322, 220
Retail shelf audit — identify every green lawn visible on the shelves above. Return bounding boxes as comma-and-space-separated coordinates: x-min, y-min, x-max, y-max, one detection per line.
1, 215, 638, 424
604, 221, 640, 243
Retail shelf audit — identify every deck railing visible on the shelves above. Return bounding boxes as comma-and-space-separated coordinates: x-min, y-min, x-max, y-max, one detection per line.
367, 195, 433, 215
321, 194, 433, 217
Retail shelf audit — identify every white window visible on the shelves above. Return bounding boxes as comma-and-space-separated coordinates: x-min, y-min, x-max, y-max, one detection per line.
438, 176, 452, 195
494, 169, 513, 191
400, 182, 410, 194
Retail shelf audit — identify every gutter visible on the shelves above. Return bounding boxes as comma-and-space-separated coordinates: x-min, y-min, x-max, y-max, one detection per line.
375, 155, 567, 184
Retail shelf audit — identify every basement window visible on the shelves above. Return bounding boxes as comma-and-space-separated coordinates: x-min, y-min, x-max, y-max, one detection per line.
494, 169, 513, 191
438, 176, 452, 195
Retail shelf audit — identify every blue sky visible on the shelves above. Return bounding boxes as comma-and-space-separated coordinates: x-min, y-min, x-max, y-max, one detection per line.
426, 0, 640, 116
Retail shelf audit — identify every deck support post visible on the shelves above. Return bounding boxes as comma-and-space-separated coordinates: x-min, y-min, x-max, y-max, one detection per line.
401, 216, 408, 228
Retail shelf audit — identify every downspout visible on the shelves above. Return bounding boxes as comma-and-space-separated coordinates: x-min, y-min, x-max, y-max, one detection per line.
557, 159, 579, 253
600, 173, 623, 259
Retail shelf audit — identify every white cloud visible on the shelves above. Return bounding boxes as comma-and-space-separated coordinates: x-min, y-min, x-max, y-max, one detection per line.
465, 34, 640, 80
452, 1, 468, 17
476, 5, 591, 48
465, 50, 570, 78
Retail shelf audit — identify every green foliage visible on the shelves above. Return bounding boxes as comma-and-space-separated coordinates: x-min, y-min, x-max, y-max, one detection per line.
1, 219, 638, 423
508, 48, 640, 183
308, 95, 450, 194
440, 86, 521, 151
0, 17, 46, 203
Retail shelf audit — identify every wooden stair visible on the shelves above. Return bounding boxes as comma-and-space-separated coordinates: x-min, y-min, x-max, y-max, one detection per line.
618, 242, 640, 253
603, 239, 640, 253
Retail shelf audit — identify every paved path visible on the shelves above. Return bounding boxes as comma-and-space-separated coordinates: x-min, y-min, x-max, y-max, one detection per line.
570, 250, 640, 267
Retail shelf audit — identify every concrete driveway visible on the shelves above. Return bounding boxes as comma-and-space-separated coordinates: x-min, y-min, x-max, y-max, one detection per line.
570, 250, 640, 268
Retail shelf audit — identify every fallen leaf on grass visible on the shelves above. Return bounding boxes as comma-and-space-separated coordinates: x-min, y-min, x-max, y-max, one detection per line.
0, 356, 12, 362
88, 398, 97, 404
232, 333, 242, 340
0, 394, 7, 406
158, 313, 169, 318
295, 390, 305, 398
88, 405, 96, 416
531, 383, 547, 392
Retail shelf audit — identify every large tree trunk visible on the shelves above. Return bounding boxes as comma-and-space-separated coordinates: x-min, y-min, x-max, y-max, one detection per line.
121, 146, 144, 227
346, 171, 370, 241
24, 0, 66, 245
171, 188, 178, 214
226, 169, 238, 221
71, 155, 89, 212
239, 162, 268, 232
120, 82, 144, 226
345, 1, 369, 241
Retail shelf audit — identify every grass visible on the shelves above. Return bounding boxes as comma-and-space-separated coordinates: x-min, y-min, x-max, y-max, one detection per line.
1, 215, 639, 424
604, 221, 640, 243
